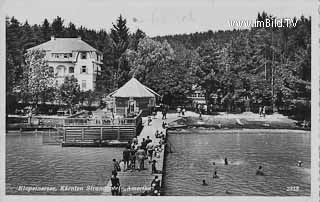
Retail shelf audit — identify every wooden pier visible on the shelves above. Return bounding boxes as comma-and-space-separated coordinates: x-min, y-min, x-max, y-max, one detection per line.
61, 111, 143, 147
102, 112, 183, 196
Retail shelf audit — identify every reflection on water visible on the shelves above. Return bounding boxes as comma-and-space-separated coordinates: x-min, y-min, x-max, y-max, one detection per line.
6, 132, 122, 195
164, 129, 310, 196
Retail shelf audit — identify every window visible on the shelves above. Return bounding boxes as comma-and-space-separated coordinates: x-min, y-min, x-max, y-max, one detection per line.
81, 66, 87, 73
49, 66, 54, 76
69, 67, 74, 73
82, 80, 86, 89
55, 54, 59, 58
81, 52, 87, 59
64, 54, 68, 58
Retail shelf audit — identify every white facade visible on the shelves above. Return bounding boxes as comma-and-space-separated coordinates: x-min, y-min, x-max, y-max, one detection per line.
29, 37, 103, 91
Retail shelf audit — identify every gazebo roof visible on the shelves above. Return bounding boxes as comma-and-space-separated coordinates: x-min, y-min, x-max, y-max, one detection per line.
109, 78, 160, 98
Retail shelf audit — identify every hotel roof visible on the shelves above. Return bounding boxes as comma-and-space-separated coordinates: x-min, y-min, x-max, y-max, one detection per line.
28, 37, 100, 53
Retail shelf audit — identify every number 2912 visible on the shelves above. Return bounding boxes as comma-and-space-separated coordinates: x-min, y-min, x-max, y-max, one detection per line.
286, 186, 299, 192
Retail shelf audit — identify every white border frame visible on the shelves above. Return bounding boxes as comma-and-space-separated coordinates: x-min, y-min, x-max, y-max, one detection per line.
0, 0, 318, 202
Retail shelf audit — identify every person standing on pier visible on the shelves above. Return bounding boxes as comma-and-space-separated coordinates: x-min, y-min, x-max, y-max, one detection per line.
123, 146, 131, 171
136, 146, 146, 171
141, 138, 147, 152
162, 121, 167, 129
146, 136, 152, 145
162, 107, 167, 119
130, 145, 137, 170
155, 130, 160, 138
146, 141, 154, 162
151, 160, 161, 174
111, 171, 121, 195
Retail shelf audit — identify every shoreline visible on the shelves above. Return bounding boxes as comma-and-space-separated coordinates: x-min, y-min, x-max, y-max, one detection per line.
168, 113, 310, 131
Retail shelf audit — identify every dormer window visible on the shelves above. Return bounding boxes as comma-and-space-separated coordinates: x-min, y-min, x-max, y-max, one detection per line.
81, 52, 87, 59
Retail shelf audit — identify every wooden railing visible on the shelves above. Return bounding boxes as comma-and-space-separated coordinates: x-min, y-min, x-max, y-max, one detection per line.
63, 110, 143, 126
7, 110, 143, 128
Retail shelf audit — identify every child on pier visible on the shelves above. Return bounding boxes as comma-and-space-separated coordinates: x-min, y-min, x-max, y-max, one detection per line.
112, 159, 121, 173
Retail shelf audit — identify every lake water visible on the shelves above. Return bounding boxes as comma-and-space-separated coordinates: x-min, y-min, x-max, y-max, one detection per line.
6, 132, 123, 195
6, 129, 310, 196
163, 129, 310, 196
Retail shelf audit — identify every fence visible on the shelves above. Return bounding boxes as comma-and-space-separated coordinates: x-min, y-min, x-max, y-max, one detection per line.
7, 111, 143, 129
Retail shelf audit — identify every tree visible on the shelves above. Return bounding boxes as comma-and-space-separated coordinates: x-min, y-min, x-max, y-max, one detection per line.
66, 22, 78, 37
193, 39, 223, 101
20, 49, 55, 113
41, 18, 51, 41
126, 38, 193, 105
51, 16, 64, 37
59, 76, 81, 114
129, 28, 146, 51
110, 15, 130, 89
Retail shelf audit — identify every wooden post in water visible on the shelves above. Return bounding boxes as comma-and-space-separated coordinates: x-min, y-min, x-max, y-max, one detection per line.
35, 128, 38, 136
49, 128, 51, 136
117, 126, 120, 140
20, 128, 22, 136
63, 128, 66, 142
100, 127, 103, 141
82, 128, 84, 141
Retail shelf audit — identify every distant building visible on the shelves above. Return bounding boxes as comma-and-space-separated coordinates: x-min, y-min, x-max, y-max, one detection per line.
28, 36, 103, 91
187, 85, 206, 105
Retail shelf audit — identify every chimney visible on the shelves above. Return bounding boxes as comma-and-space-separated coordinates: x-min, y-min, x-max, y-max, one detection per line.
51, 36, 55, 41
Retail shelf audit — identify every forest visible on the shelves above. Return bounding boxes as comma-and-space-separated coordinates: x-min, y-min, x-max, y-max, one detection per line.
6, 12, 311, 119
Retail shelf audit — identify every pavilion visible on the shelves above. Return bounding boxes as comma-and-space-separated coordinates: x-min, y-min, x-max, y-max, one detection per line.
108, 78, 160, 117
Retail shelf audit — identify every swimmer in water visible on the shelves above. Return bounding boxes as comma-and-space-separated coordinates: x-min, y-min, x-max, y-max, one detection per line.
297, 161, 302, 167
224, 157, 228, 165
256, 166, 264, 176
202, 180, 208, 186
213, 170, 219, 178
212, 162, 217, 174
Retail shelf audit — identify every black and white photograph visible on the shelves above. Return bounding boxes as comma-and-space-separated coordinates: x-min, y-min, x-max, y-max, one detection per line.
1, 0, 318, 200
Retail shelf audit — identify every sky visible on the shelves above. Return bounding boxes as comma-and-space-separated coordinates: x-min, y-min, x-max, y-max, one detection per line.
2, 0, 312, 37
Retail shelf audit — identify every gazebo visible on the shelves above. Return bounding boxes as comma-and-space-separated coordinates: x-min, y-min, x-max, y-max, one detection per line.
108, 78, 160, 117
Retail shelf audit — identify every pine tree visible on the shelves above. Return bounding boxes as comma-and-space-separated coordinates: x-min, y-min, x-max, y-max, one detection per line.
41, 18, 51, 41
110, 15, 130, 89
51, 16, 64, 37
66, 22, 78, 37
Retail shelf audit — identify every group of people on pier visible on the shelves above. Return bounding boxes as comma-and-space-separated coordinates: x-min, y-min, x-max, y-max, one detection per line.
110, 126, 166, 195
